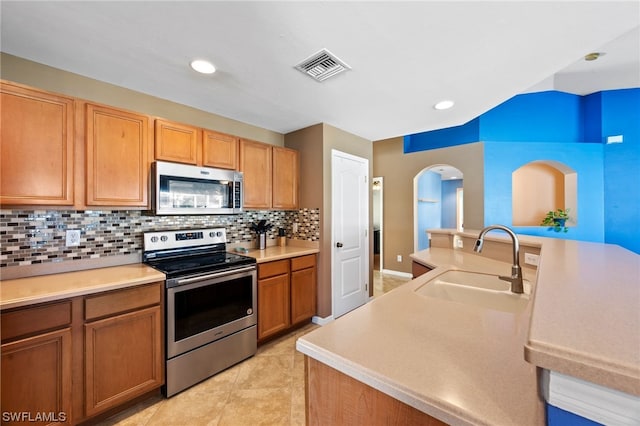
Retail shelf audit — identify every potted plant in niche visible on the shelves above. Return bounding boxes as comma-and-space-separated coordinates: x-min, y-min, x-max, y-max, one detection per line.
541, 208, 571, 232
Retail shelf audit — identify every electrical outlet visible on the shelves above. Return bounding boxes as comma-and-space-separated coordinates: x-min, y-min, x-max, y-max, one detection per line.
397, 255, 402, 262
292, 223, 298, 233
66, 229, 81, 247
454, 236, 464, 249
524, 253, 539, 266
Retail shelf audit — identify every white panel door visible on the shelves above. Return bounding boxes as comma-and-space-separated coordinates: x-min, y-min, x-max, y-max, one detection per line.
332, 150, 369, 318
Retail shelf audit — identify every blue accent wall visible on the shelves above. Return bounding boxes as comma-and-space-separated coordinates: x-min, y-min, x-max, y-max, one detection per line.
441, 179, 462, 229
601, 89, 640, 254
480, 91, 584, 142
404, 88, 640, 253
404, 118, 480, 152
484, 141, 604, 242
547, 404, 601, 426
417, 171, 441, 250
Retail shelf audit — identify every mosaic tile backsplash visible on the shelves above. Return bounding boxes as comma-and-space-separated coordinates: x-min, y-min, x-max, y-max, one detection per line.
0, 208, 320, 268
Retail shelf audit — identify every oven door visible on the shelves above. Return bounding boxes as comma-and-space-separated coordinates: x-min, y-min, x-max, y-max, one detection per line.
166, 266, 256, 359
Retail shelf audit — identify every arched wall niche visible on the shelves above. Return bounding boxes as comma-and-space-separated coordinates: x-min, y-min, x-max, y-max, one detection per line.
512, 160, 577, 227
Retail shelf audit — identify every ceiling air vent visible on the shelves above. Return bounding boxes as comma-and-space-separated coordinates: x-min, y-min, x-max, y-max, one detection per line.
295, 48, 351, 82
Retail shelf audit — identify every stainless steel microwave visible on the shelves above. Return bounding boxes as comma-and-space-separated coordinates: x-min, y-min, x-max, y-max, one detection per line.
152, 161, 243, 215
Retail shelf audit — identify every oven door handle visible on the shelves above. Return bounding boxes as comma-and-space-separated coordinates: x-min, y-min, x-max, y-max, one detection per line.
174, 266, 256, 286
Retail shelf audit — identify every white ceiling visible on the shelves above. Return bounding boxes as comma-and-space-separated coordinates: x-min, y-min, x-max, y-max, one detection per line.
1, 1, 638, 141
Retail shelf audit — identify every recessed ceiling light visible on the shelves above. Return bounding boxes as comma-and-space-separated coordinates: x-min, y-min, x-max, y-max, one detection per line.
434, 100, 454, 110
190, 59, 216, 74
584, 52, 604, 61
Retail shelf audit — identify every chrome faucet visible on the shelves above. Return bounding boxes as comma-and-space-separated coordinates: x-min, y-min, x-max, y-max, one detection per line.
473, 225, 524, 294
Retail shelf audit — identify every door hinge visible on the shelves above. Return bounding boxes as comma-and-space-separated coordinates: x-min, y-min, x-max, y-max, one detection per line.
364, 229, 367, 237
365, 282, 368, 291
364, 175, 368, 183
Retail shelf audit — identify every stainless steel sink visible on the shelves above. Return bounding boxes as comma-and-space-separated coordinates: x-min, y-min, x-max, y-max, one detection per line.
415, 270, 531, 313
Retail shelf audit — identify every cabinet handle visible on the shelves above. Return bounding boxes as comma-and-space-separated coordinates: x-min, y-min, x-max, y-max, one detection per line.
336, 242, 343, 248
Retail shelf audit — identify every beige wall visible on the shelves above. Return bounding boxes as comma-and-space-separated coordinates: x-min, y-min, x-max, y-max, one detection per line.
1, 53, 284, 146
284, 124, 324, 209
285, 124, 373, 318
373, 138, 485, 274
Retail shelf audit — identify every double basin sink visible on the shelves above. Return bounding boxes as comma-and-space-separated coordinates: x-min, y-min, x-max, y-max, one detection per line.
415, 269, 531, 313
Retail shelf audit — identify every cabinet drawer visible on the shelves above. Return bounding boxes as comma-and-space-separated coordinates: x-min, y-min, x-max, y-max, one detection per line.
1, 300, 72, 342
258, 260, 289, 279
85, 283, 162, 321
291, 254, 316, 271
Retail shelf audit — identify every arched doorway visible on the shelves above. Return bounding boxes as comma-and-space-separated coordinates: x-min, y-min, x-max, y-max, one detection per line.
413, 164, 463, 251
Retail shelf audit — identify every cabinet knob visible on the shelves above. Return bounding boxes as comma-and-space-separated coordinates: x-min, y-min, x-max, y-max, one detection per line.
336, 242, 343, 248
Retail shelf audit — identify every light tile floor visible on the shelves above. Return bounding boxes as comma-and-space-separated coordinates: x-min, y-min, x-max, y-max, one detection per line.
99, 271, 410, 426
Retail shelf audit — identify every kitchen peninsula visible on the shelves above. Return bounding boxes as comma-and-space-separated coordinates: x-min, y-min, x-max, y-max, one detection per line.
296, 230, 640, 425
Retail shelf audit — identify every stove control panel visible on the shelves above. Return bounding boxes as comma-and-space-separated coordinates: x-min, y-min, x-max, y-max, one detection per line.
144, 228, 227, 251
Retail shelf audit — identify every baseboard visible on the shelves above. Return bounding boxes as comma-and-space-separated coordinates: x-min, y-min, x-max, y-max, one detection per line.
312, 315, 334, 326
381, 269, 413, 279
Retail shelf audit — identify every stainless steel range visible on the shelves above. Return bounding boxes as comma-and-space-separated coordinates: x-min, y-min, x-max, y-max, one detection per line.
143, 228, 257, 397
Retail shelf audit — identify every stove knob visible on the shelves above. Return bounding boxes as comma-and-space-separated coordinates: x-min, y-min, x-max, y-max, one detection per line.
216, 231, 223, 237
160, 235, 168, 242
150, 236, 159, 243
209, 232, 216, 238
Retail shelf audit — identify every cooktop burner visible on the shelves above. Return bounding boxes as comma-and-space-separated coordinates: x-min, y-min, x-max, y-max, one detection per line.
142, 228, 256, 280
146, 252, 255, 278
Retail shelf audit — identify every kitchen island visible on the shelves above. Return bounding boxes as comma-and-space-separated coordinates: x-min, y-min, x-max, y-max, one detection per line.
296, 232, 640, 425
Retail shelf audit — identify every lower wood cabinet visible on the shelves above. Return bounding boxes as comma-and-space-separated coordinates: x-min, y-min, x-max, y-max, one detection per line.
305, 357, 447, 426
290, 255, 317, 325
412, 261, 433, 279
0, 282, 164, 425
257, 260, 290, 340
258, 254, 317, 342
1, 328, 72, 425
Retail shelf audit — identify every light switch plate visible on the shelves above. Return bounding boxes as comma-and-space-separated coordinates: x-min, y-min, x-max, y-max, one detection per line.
66, 229, 81, 247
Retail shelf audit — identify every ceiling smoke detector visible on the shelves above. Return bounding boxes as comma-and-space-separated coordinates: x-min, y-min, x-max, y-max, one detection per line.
295, 48, 351, 82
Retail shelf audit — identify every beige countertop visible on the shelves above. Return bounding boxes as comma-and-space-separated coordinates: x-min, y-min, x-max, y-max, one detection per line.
417, 231, 640, 396
523, 238, 640, 396
297, 235, 640, 425
297, 258, 543, 426
0, 264, 165, 310
0, 240, 319, 311
239, 244, 319, 263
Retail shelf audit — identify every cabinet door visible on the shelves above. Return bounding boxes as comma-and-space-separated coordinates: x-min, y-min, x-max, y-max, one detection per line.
85, 103, 150, 206
1, 328, 72, 425
291, 266, 317, 325
0, 81, 74, 205
272, 146, 299, 210
84, 306, 162, 417
257, 274, 290, 340
412, 261, 432, 279
154, 119, 200, 165
203, 130, 238, 169
239, 139, 272, 209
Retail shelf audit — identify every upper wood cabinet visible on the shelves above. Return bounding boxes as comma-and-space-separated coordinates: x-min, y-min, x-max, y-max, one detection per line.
85, 103, 151, 207
154, 119, 200, 165
203, 130, 238, 170
272, 146, 299, 210
239, 139, 273, 209
239, 139, 299, 210
0, 81, 75, 205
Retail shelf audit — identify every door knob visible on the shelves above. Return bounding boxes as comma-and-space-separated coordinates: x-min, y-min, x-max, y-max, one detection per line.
336, 242, 343, 248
